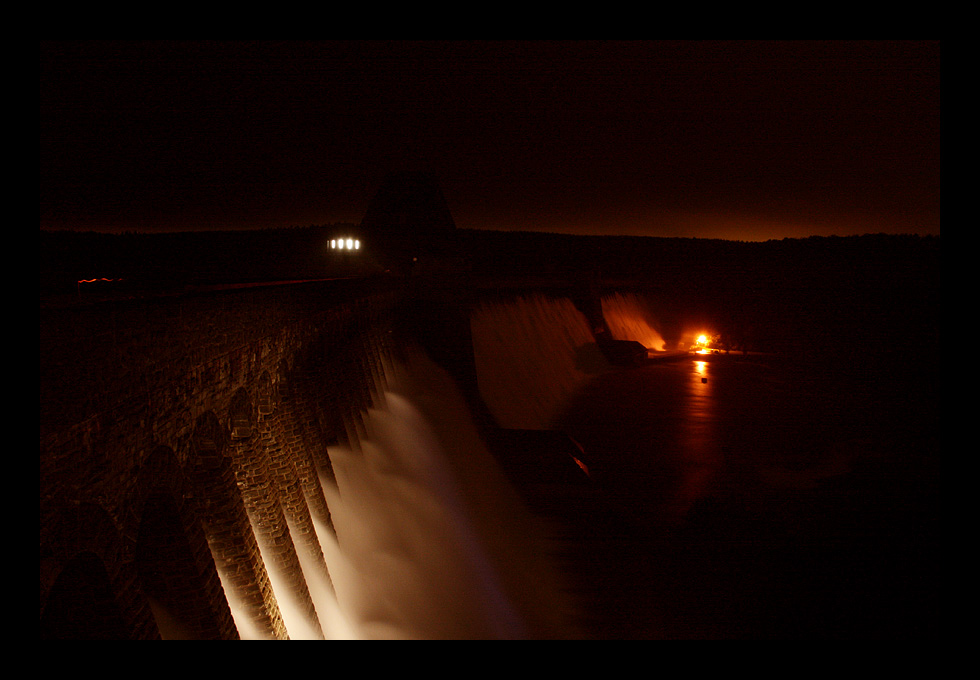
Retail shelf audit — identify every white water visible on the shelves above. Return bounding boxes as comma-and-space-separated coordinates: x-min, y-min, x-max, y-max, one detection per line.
213, 346, 576, 639
210, 291, 671, 639
314, 349, 574, 639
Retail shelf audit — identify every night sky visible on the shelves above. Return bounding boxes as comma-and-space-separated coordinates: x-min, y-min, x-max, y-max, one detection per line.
40, 40, 940, 241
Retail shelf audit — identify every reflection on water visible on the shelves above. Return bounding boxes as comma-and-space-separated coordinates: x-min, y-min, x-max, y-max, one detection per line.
555, 356, 734, 528
553, 352, 939, 639
671, 359, 720, 523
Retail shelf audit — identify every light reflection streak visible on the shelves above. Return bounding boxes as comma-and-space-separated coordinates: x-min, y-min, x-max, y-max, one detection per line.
668, 358, 721, 523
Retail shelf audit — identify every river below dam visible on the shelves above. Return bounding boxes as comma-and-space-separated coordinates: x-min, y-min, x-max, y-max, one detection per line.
525, 351, 939, 639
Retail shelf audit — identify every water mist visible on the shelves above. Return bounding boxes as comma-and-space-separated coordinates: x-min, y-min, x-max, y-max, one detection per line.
316, 349, 576, 639
601, 292, 667, 352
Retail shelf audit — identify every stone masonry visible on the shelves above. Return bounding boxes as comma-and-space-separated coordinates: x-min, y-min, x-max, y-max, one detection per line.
40, 278, 399, 639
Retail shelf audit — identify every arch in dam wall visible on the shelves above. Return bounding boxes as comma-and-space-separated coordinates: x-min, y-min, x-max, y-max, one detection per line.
40, 502, 158, 639
132, 445, 237, 640
40, 281, 399, 639
40, 274, 668, 638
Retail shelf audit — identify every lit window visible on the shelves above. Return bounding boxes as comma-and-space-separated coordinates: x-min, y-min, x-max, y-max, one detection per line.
331, 236, 362, 252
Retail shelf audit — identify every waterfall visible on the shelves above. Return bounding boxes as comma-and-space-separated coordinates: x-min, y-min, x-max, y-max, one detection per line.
470, 294, 607, 430
469, 291, 670, 430
211, 290, 673, 639
601, 291, 667, 351
309, 349, 575, 639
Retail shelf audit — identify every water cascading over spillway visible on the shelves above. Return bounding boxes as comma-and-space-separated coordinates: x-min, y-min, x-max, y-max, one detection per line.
317, 349, 575, 639
601, 292, 667, 352
217, 344, 576, 639
470, 294, 607, 430
469, 291, 669, 430
214, 290, 670, 639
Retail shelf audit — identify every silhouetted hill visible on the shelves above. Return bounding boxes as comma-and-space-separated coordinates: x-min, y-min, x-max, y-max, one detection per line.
39, 224, 365, 296
462, 229, 939, 362
41, 227, 939, 295
40, 227, 940, 379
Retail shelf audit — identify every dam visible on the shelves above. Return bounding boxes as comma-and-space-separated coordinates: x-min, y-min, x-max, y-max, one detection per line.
40, 176, 940, 639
